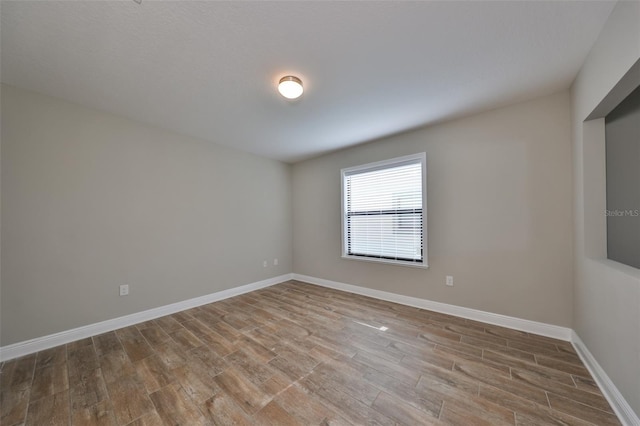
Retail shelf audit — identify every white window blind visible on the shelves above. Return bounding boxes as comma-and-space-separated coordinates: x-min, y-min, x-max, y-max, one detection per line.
342, 153, 427, 266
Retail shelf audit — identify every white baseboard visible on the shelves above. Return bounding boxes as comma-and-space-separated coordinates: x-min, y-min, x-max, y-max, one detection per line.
571, 331, 640, 426
0, 273, 293, 362
292, 273, 572, 341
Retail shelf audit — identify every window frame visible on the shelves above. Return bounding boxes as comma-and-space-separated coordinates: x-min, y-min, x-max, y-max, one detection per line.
340, 153, 428, 268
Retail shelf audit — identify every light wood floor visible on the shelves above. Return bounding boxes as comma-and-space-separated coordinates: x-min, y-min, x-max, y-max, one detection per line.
0, 281, 620, 425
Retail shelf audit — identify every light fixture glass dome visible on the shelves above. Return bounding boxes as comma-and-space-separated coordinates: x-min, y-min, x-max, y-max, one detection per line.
278, 76, 303, 99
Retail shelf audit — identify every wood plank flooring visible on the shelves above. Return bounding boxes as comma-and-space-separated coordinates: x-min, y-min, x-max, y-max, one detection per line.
0, 280, 620, 425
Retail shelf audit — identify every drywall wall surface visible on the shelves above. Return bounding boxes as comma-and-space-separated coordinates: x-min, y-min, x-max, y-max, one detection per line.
1, 84, 292, 345
293, 91, 573, 327
571, 1, 640, 415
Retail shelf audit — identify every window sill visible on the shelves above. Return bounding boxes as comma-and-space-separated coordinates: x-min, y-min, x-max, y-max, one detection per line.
341, 255, 429, 269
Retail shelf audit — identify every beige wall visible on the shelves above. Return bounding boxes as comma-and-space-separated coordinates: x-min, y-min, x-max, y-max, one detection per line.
1, 84, 292, 346
571, 1, 640, 415
293, 91, 573, 327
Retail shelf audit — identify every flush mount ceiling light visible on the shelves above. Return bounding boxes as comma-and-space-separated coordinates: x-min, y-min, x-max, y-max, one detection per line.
278, 76, 304, 99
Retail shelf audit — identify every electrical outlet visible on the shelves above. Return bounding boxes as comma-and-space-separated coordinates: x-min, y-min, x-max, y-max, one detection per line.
263, 260, 268, 267
446, 276, 454, 287
119, 284, 129, 296
273, 258, 278, 266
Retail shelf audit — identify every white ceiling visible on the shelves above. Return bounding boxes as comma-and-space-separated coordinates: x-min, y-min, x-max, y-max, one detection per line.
1, 1, 615, 163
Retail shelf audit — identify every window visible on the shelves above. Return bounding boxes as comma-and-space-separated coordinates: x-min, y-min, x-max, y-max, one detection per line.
341, 153, 427, 267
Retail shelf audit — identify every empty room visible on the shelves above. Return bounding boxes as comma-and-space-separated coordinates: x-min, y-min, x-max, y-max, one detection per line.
1, 1, 639, 425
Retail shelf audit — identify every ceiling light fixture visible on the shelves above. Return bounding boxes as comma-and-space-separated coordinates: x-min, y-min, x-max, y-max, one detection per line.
278, 76, 303, 99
